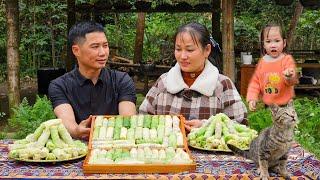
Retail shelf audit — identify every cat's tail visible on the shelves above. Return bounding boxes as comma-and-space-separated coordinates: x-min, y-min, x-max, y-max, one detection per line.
227, 144, 250, 159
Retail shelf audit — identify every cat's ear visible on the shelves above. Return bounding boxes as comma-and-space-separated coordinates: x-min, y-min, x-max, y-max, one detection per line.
269, 103, 279, 115
287, 99, 294, 107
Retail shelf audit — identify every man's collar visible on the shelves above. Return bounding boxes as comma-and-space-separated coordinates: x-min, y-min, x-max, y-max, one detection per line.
74, 67, 105, 86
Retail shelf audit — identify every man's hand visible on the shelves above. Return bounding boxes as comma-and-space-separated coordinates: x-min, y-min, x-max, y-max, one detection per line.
248, 100, 257, 111
184, 119, 203, 132
75, 115, 92, 140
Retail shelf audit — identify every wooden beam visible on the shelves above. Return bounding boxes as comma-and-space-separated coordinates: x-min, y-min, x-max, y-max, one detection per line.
222, 0, 235, 81
133, 12, 146, 64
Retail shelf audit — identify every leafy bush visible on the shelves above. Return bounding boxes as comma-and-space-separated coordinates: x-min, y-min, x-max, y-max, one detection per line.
0, 132, 6, 139
294, 97, 320, 158
8, 95, 56, 139
248, 107, 272, 133
136, 93, 145, 111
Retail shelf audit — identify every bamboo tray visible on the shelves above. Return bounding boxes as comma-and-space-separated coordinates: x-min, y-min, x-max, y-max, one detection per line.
83, 115, 196, 174
13, 153, 86, 163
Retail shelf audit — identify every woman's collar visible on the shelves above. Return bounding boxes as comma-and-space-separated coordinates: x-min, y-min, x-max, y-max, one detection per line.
165, 60, 219, 96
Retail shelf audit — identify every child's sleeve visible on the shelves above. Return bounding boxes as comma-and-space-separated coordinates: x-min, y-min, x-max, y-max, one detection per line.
283, 55, 298, 86
246, 63, 262, 102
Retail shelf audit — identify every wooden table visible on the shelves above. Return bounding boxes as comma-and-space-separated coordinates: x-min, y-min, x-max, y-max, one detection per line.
0, 139, 319, 179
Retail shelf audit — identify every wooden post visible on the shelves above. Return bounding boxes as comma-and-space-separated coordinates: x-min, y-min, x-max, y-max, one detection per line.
66, 0, 76, 71
134, 12, 146, 64
222, 0, 235, 81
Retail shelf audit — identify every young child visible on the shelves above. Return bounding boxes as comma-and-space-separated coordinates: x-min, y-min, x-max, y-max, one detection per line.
246, 23, 298, 111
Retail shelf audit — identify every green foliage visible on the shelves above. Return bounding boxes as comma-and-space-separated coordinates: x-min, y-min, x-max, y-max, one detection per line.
234, 0, 294, 52
295, 9, 320, 50
136, 93, 145, 108
8, 95, 56, 139
105, 14, 137, 60
247, 107, 272, 133
105, 12, 211, 64
0, 132, 6, 139
0, 0, 67, 83
294, 97, 320, 158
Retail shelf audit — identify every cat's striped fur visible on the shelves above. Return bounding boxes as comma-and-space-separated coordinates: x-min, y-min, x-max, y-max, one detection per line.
228, 100, 297, 180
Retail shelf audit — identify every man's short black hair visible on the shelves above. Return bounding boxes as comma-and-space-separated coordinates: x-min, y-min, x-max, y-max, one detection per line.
68, 21, 105, 47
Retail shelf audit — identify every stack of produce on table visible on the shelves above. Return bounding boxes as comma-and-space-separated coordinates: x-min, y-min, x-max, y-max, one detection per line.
88, 147, 192, 164
188, 113, 258, 151
91, 115, 184, 149
8, 119, 87, 161
88, 115, 193, 164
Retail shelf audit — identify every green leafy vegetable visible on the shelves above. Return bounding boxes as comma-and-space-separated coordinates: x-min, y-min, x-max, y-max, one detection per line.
8, 95, 56, 139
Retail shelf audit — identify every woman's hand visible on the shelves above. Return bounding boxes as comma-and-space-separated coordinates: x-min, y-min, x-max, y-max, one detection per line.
184, 119, 203, 132
248, 100, 257, 111
75, 115, 92, 140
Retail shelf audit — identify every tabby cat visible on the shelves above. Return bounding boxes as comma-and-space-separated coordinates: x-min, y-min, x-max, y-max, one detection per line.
227, 100, 298, 180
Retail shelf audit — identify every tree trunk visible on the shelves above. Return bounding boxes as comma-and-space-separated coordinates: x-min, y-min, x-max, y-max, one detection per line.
114, 14, 120, 56
212, 0, 221, 43
5, 0, 20, 116
212, 0, 222, 72
66, 0, 75, 71
32, 0, 36, 69
222, 0, 235, 81
286, 1, 303, 50
134, 12, 146, 64
48, 18, 56, 67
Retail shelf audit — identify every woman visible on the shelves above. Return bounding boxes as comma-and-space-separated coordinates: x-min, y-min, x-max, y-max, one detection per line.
139, 22, 247, 131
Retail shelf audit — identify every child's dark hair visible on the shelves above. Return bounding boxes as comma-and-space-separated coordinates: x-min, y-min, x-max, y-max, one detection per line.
174, 22, 221, 72
260, 22, 287, 56
68, 21, 105, 48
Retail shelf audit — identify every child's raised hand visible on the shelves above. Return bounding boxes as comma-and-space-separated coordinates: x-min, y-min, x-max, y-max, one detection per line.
248, 100, 257, 111
282, 68, 295, 79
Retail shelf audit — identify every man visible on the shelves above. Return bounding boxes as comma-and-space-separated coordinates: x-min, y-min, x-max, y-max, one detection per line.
48, 21, 136, 139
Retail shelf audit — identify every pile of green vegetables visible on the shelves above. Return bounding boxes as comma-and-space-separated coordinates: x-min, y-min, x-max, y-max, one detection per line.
89, 147, 193, 164
89, 115, 193, 164
92, 115, 184, 149
8, 119, 87, 161
188, 113, 258, 151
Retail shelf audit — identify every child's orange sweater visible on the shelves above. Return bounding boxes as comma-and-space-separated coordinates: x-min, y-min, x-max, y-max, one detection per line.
246, 54, 297, 106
